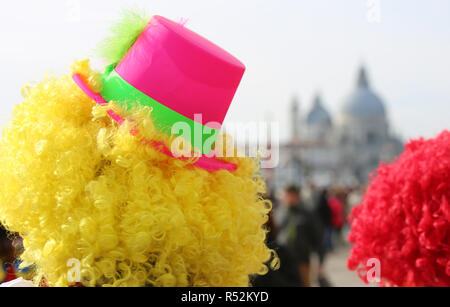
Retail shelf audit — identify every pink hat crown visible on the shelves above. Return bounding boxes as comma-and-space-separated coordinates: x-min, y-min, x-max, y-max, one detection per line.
115, 15, 246, 126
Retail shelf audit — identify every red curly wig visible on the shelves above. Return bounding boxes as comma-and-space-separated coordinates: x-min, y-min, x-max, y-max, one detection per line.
348, 131, 450, 287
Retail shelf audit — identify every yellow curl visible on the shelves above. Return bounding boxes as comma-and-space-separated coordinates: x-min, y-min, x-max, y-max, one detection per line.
0, 60, 272, 287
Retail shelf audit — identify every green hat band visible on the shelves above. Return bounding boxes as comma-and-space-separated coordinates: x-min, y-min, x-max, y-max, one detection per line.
100, 66, 219, 155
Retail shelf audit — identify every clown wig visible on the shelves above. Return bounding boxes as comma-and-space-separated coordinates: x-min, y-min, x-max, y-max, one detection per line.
0, 59, 273, 287
348, 131, 450, 287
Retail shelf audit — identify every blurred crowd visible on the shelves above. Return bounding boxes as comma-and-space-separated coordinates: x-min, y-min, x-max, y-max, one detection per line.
253, 183, 366, 287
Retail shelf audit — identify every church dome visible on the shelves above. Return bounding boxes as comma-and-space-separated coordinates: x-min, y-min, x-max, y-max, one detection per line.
307, 94, 332, 126
342, 67, 386, 118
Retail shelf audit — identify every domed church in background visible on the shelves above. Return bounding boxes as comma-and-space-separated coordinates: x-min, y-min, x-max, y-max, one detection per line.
305, 94, 332, 142
274, 66, 403, 189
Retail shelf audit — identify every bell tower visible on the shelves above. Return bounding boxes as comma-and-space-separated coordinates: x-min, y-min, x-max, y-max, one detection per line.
291, 96, 301, 144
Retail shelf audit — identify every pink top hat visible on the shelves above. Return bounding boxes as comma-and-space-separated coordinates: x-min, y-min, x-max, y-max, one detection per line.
73, 15, 246, 172
117, 15, 246, 126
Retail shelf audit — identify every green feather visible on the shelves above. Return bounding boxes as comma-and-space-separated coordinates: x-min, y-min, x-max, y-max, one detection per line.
97, 9, 150, 65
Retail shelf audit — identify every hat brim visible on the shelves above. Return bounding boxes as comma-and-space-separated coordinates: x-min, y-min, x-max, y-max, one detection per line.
72, 74, 237, 172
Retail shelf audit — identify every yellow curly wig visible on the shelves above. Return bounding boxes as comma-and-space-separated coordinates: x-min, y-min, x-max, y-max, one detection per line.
0, 60, 273, 287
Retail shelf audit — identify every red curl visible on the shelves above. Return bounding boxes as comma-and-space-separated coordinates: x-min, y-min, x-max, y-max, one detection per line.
348, 130, 450, 287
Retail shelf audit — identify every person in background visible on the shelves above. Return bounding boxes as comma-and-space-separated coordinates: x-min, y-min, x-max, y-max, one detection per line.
0, 225, 33, 284
328, 188, 345, 247
252, 210, 302, 287
301, 181, 319, 211
277, 185, 325, 287
315, 189, 333, 251
0, 225, 16, 283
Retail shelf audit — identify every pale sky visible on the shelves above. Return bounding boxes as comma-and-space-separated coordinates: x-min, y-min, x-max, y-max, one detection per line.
1, 0, 449, 142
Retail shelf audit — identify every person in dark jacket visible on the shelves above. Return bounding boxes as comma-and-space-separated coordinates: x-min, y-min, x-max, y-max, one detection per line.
278, 185, 325, 287
316, 189, 333, 251
252, 193, 302, 287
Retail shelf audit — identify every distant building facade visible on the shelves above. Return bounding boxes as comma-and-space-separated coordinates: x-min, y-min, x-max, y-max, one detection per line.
273, 66, 403, 189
